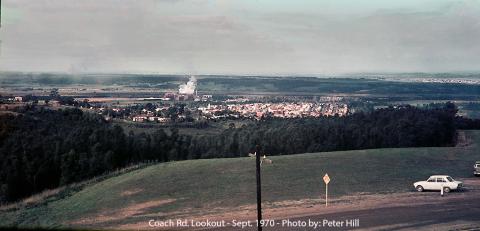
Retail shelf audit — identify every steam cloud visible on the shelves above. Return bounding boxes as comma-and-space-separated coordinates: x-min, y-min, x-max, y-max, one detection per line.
178, 76, 197, 95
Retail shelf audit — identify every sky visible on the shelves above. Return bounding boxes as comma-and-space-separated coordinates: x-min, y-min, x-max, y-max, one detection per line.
0, 0, 480, 75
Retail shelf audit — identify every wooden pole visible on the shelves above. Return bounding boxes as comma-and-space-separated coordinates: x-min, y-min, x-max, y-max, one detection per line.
255, 145, 262, 231
326, 184, 328, 207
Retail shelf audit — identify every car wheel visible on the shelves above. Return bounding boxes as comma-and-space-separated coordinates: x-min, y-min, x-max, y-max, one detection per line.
416, 185, 424, 192
443, 187, 451, 193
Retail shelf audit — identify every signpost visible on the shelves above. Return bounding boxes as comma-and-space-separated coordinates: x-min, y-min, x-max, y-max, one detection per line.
323, 174, 331, 207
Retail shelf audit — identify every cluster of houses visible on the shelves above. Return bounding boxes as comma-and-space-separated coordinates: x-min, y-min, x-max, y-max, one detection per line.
198, 102, 349, 119
125, 101, 349, 123
132, 116, 172, 123
131, 107, 177, 123
1, 96, 24, 102
0, 96, 62, 109
97, 107, 179, 123
2, 94, 349, 123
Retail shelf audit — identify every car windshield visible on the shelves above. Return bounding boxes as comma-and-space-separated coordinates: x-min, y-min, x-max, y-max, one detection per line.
446, 177, 454, 182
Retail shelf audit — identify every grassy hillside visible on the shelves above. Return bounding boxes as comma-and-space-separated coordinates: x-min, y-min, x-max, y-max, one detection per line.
1, 130, 480, 229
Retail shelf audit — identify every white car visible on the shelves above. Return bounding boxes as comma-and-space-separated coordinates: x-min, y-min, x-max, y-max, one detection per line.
413, 175, 463, 193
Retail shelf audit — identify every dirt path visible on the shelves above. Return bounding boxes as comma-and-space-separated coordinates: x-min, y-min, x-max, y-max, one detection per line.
113, 178, 480, 230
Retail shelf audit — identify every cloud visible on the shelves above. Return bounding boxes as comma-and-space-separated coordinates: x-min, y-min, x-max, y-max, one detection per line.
0, 0, 480, 74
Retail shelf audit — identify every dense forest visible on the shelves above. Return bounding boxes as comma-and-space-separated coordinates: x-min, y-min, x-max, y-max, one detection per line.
0, 103, 464, 203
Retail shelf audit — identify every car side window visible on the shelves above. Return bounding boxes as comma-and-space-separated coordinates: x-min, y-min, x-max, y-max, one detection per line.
427, 178, 435, 182
436, 178, 445, 182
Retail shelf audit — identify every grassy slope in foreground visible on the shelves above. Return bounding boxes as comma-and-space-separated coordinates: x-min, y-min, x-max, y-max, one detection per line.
1, 130, 480, 229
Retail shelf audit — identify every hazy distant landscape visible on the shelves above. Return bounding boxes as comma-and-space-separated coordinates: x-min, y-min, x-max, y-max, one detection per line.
2, 72, 480, 118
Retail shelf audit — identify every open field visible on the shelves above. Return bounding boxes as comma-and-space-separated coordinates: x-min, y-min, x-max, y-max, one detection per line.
1, 130, 480, 230
2, 74, 480, 97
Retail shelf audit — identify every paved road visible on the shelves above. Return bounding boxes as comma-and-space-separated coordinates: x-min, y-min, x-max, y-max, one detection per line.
211, 179, 480, 231
268, 195, 480, 230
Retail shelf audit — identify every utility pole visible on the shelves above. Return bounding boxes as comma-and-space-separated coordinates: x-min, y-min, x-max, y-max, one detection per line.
255, 145, 262, 231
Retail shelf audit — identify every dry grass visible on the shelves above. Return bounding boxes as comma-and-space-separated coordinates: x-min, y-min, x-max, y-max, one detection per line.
0, 162, 155, 212
21, 188, 64, 205
70, 199, 176, 225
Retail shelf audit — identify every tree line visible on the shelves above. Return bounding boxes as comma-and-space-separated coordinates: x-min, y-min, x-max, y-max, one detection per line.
0, 103, 465, 203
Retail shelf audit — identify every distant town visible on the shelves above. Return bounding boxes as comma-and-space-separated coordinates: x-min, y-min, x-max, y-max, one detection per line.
0, 76, 350, 124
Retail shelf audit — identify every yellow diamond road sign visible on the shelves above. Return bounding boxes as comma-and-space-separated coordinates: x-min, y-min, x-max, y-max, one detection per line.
323, 174, 331, 184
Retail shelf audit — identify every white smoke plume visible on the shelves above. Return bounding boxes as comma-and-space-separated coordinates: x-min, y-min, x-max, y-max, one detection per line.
178, 76, 197, 95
